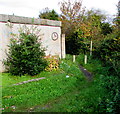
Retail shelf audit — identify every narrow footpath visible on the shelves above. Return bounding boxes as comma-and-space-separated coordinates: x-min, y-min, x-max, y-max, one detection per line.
79, 65, 93, 81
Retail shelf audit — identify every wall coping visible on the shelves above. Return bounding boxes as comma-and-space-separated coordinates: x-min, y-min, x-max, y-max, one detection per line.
0, 14, 61, 27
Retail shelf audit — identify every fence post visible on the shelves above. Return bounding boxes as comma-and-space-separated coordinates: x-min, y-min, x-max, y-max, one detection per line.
90, 40, 92, 56
84, 55, 87, 64
61, 34, 66, 58
73, 55, 75, 62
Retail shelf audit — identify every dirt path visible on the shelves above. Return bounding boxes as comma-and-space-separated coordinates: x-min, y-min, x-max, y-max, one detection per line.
79, 65, 93, 81
27, 89, 80, 112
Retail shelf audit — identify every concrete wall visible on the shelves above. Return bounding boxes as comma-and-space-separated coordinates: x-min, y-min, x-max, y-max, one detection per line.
0, 14, 65, 72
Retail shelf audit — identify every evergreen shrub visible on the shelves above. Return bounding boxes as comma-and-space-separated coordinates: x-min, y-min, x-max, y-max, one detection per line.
4, 32, 47, 76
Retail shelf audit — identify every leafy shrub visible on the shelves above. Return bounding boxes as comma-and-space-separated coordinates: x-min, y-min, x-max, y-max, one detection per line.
64, 54, 73, 61
44, 55, 59, 71
98, 74, 120, 113
93, 33, 120, 113
95, 34, 120, 75
4, 32, 47, 76
66, 31, 89, 55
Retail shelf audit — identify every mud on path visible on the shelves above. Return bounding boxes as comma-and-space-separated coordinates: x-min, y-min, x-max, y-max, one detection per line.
79, 65, 93, 81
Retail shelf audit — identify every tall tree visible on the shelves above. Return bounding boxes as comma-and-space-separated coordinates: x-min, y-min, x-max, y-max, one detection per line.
113, 1, 120, 34
79, 9, 108, 51
116, 0, 120, 29
59, 0, 84, 36
101, 22, 113, 35
59, 1, 108, 55
118, 0, 120, 16
59, 0, 85, 55
39, 7, 59, 21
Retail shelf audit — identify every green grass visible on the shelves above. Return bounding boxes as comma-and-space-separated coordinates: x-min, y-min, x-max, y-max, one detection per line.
2, 72, 78, 112
2, 59, 85, 112
2, 70, 62, 87
33, 77, 105, 112
2, 56, 106, 112
76, 54, 103, 73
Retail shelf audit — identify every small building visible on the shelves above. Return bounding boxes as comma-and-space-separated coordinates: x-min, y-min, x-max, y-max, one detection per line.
0, 14, 65, 72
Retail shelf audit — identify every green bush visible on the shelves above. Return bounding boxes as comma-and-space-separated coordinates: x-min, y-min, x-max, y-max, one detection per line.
95, 34, 120, 75
66, 30, 89, 55
4, 32, 47, 76
92, 33, 120, 113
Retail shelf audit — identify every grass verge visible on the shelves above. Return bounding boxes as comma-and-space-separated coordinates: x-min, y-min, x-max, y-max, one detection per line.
2, 55, 106, 112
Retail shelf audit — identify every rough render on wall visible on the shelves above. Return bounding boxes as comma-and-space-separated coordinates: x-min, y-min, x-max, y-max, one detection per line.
0, 14, 65, 72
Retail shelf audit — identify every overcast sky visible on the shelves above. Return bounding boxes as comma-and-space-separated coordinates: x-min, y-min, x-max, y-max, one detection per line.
0, 0, 119, 19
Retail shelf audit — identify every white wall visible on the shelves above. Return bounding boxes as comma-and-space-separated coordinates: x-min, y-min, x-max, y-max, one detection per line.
0, 15, 64, 72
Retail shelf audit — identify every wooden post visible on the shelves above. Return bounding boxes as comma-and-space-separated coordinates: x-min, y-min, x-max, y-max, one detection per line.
73, 55, 75, 62
61, 34, 66, 59
90, 40, 92, 56
84, 55, 87, 64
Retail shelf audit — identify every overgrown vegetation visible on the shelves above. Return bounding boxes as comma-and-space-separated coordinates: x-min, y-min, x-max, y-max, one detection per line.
2, 56, 106, 112
95, 34, 120, 76
2, 0, 120, 113
94, 35, 120, 113
45, 55, 59, 71
2, 52, 119, 112
59, 1, 120, 112
39, 7, 59, 21
76, 36, 120, 113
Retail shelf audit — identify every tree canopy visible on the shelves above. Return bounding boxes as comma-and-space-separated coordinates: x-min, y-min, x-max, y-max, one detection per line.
39, 7, 59, 21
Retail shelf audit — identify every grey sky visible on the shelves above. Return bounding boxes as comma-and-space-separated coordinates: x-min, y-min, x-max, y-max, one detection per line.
0, 0, 119, 18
